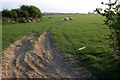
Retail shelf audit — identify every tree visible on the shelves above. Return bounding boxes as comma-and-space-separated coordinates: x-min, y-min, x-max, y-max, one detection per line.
95, 0, 120, 56
2, 5, 42, 23
10, 10, 18, 21
20, 5, 30, 11
22, 10, 29, 18
20, 5, 30, 18
29, 5, 42, 18
20, 5, 42, 18
2, 9, 11, 18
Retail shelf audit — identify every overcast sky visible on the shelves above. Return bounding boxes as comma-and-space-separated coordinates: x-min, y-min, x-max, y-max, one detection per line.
0, 0, 109, 13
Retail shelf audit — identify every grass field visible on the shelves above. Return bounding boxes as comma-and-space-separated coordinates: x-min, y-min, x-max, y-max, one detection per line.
2, 14, 120, 78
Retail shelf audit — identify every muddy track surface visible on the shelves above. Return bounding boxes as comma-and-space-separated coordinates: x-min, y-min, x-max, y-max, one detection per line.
1, 31, 94, 78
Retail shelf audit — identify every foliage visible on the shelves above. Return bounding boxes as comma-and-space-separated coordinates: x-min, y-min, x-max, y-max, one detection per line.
18, 18, 28, 23
20, 5, 30, 11
29, 5, 42, 18
95, 0, 120, 56
10, 10, 18, 21
2, 9, 11, 18
2, 5, 42, 23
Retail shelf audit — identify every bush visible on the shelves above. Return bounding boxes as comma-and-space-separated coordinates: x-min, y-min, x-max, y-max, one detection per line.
18, 18, 28, 23
2, 5, 42, 23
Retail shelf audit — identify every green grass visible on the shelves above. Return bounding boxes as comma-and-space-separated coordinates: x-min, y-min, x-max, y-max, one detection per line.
2, 18, 51, 50
2, 14, 120, 79
50, 14, 111, 53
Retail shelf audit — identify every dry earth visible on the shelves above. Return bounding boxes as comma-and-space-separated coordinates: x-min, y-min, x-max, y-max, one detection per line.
1, 31, 94, 78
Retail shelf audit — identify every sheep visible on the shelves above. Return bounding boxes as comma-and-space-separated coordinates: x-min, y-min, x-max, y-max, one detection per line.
61, 17, 69, 22
64, 17, 69, 21
69, 17, 74, 20
61, 17, 74, 22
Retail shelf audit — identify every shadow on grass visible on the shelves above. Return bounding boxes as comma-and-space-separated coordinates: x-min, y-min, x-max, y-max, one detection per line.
73, 51, 120, 79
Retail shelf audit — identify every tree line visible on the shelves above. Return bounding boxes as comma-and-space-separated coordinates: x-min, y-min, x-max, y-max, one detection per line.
2, 5, 42, 23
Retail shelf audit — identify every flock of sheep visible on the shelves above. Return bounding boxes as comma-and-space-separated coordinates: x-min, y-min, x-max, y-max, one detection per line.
61, 17, 74, 22
49, 16, 74, 22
